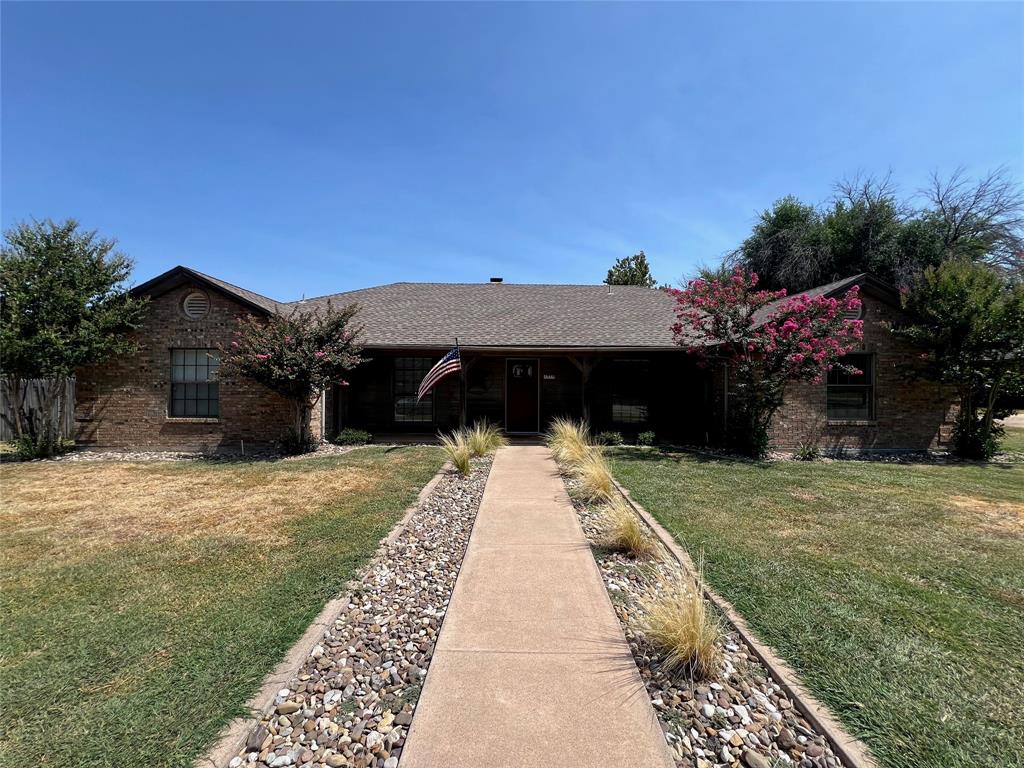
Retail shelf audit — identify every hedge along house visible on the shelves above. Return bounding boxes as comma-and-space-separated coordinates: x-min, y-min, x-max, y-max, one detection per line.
75, 266, 956, 453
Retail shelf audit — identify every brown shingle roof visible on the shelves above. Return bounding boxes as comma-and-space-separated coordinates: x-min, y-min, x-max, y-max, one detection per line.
287, 283, 678, 348
135, 267, 898, 350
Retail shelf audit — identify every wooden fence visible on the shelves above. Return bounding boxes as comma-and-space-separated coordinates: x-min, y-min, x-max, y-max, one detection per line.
0, 378, 76, 441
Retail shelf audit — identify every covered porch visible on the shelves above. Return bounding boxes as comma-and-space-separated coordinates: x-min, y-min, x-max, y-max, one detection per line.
326, 348, 714, 442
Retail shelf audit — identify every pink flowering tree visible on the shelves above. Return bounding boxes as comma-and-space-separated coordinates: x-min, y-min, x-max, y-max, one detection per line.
220, 303, 364, 452
671, 268, 864, 457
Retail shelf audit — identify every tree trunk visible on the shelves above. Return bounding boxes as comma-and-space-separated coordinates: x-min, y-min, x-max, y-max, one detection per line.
37, 379, 63, 458
5, 376, 27, 440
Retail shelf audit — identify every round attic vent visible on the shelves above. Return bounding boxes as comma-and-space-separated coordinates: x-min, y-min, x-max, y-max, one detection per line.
842, 303, 864, 321
182, 291, 210, 319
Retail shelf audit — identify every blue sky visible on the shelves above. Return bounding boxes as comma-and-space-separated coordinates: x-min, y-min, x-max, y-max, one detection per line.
2, 2, 1022, 299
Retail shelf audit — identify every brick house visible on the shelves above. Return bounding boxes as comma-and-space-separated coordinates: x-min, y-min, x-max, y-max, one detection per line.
75, 266, 956, 453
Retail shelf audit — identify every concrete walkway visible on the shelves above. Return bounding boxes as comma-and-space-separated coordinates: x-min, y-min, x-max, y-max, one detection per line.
401, 446, 674, 768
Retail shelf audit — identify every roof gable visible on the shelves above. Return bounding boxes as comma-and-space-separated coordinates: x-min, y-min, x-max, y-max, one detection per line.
131, 266, 283, 315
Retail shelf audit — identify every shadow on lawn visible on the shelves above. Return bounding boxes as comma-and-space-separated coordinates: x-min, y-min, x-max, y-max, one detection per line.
605, 445, 1021, 471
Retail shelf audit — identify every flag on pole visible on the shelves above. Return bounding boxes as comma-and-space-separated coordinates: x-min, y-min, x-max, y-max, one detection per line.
417, 346, 462, 401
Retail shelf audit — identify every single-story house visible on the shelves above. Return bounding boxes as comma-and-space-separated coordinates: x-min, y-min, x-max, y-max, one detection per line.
75, 265, 956, 452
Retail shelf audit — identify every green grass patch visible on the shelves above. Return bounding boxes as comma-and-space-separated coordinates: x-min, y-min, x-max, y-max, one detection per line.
1001, 426, 1024, 454
0, 446, 443, 767
607, 448, 1024, 768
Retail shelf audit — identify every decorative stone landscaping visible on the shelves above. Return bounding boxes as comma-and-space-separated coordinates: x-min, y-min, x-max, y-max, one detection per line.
570, 480, 846, 768
228, 458, 491, 768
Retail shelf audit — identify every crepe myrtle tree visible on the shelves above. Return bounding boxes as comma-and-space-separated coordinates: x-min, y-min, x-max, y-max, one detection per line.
671, 268, 865, 457
220, 303, 364, 453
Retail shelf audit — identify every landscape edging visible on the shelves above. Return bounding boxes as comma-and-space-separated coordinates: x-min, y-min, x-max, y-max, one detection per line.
612, 478, 879, 768
195, 460, 452, 768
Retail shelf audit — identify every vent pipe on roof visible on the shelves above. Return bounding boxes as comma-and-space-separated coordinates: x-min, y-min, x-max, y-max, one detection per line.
489, 277, 503, 283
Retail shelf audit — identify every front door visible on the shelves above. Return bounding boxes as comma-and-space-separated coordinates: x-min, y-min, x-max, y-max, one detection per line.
506, 358, 539, 433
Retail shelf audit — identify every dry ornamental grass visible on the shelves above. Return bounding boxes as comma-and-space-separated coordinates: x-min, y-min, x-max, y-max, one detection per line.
640, 565, 723, 682
601, 497, 659, 559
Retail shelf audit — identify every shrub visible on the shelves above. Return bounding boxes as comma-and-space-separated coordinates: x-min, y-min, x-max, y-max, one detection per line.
571, 448, 615, 502
439, 430, 472, 476
545, 417, 591, 467
793, 441, 819, 461
7, 436, 68, 461
278, 427, 319, 455
601, 497, 658, 558
637, 431, 656, 446
640, 565, 723, 681
595, 431, 624, 446
467, 419, 508, 457
333, 428, 372, 445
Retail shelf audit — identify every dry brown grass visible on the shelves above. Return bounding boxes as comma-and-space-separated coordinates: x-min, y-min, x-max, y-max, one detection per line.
0, 459, 382, 555
601, 497, 659, 558
640, 561, 723, 681
950, 495, 1024, 536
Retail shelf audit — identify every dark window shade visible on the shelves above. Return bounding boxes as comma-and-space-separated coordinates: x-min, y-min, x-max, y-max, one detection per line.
827, 353, 874, 420
611, 359, 650, 424
394, 357, 434, 423
170, 349, 220, 417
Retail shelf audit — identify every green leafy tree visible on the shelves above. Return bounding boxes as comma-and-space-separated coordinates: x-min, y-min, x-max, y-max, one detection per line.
897, 260, 1024, 459
733, 196, 831, 292
0, 219, 147, 456
605, 251, 657, 287
729, 169, 1023, 291
220, 304, 364, 452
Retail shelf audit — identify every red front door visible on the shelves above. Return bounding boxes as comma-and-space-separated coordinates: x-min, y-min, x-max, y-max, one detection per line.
506, 358, 539, 433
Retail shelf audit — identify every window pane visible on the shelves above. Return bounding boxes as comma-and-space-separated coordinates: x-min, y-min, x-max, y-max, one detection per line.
611, 360, 649, 424
394, 357, 434, 422
828, 354, 872, 385
169, 352, 221, 417
827, 386, 872, 419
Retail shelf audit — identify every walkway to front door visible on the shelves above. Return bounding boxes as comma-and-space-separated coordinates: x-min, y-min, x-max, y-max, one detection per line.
400, 446, 674, 768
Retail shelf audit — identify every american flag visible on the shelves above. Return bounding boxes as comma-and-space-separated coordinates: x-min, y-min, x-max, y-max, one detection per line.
417, 346, 461, 401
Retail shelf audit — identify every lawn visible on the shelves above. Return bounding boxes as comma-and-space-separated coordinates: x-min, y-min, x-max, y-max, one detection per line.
608, 448, 1024, 768
1002, 424, 1024, 453
0, 446, 443, 768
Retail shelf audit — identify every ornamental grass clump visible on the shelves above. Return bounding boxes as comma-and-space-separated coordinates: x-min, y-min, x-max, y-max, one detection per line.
467, 419, 508, 457
602, 497, 658, 559
571, 447, 615, 502
641, 563, 723, 681
439, 429, 472, 476
545, 417, 591, 467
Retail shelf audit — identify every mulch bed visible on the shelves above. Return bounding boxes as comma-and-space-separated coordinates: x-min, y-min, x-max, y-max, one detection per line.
230, 458, 491, 768
569, 478, 845, 768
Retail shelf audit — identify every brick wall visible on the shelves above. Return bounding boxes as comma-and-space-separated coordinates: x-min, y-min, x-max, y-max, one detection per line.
769, 293, 957, 452
76, 283, 323, 451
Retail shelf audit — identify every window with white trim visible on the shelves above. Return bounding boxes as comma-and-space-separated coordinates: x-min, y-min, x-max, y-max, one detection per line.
170, 349, 220, 417
827, 353, 874, 420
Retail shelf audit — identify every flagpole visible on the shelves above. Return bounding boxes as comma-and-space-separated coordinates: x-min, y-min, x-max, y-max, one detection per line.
457, 336, 467, 429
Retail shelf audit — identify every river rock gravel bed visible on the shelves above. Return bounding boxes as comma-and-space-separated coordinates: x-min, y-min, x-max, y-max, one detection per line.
569, 479, 845, 768
230, 458, 491, 768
